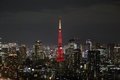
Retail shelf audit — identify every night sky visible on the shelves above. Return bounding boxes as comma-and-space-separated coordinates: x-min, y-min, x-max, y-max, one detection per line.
0, 0, 120, 46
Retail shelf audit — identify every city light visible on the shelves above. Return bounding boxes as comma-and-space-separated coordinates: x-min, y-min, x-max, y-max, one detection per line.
0, 17, 120, 80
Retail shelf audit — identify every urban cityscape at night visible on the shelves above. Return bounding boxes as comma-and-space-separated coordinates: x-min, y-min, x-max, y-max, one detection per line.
0, 0, 120, 80
0, 17, 120, 80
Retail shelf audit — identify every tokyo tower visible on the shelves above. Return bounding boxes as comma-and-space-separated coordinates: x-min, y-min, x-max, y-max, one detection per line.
56, 17, 64, 62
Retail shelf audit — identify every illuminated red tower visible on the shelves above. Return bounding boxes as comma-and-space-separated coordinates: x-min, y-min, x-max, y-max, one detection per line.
56, 17, 64, 62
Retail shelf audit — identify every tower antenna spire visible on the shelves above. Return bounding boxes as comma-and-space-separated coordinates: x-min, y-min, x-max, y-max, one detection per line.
58, 16, 62, 30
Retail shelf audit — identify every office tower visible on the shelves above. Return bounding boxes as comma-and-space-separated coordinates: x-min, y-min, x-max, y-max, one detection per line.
34, 40, 45, 60
87, 50, 100, 80
86, 39, 92, 51
19, 44, 27, 60
113, 44, 120, 64
107, 43, 115, 63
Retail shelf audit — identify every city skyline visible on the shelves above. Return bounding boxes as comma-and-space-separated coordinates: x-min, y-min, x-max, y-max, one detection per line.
0, 0, 120, 45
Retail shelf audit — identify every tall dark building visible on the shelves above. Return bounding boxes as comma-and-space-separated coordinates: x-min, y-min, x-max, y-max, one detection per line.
33, 40, 45, 60
86, 39, 92, 51
114, 44, 120, 64
65, 39, 82, 72
19, 44, 27, 61
87, 50, 100, 80
107, 43, 115, 63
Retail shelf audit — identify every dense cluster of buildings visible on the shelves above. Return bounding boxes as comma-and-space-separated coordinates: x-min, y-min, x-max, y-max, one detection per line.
0, 18, 120, 80
0, 39, 120, 80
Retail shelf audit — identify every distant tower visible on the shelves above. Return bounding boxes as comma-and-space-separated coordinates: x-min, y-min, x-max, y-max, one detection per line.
56, 17, 64, 62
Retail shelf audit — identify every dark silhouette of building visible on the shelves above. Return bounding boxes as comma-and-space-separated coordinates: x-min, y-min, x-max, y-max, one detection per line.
87, 50, 100, 80
33, 40, 45, 60
19, 44, 27, 60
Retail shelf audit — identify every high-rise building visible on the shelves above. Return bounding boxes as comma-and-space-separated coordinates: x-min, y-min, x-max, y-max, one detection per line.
87, 50, 100, 80
86, 39, 92, 51
56, 17, 64, 62
8, 43, 18, 56
113, 44, 120, 64
19, 44, 27, 60
65, 39, 81, 68
107, 43, 115, 63
33, 40, 45, 60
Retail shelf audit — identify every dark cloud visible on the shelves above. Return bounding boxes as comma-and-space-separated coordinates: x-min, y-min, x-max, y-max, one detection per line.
0, 0, 119, 12
0, 0, 120, 46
